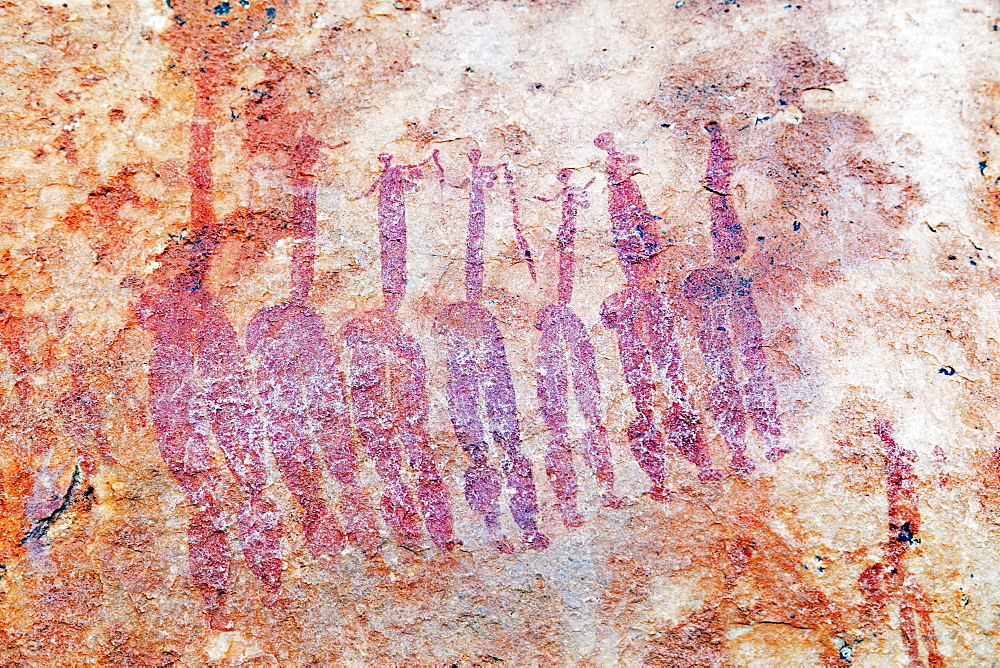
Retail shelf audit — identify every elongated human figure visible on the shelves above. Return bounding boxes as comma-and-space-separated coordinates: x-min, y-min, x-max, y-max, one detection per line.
682, 122, 786, 468
435, 149, 548, 552
246, 132, 381, 559
342, 152, 456, 551
137, 70, 283, 628
858, 420, 943, 667
534, 169, 623, 527
596, 133, 722, 500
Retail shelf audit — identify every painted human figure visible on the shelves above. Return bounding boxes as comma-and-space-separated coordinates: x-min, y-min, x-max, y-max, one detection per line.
342, 152, 456, 551
858, 420, 943, 668
435, 149, 548, 552
246, 131, 381, 559
596, 133, 722, 501
136, 56, 283, 628
534, 169, 623, 527
682, 122, 787, 468
137, 230, 283, 627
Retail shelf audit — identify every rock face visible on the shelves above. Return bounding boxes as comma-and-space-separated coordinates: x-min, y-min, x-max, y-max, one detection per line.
0, 0, 996, 663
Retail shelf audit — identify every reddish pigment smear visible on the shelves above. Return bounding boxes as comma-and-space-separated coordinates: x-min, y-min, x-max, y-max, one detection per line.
344, 152, 455, 551
596, 133, 721, 496
436, 149, 548, 551
858, 420, 942, 667
56, 376, 116, 477
138, 110, 282, 629
534, 170, 622, 527
247, 135, 380, 560
683, 122, 786, 467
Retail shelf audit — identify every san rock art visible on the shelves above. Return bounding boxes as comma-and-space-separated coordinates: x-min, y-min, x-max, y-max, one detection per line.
596, 132, 722, 496
344, 152, 455, 551
533, 169, 623, 527
682, 121, 788, 467
137, 0, 287, 627
434, 149, 548, 553
859, 420, 943, 668
0, 1, 990, 663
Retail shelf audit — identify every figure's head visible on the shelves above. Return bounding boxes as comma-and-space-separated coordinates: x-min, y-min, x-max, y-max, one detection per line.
557, 168, 572, 184
594, 132, 615, 153
468, 148, 482, 164
378, 153, 393, 166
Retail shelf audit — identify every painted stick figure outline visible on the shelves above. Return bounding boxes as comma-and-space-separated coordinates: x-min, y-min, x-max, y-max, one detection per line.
342, 151, 457, 551
136, 69, 283, 629
534, 169, 623, 527
434, 148, 548, 552
682, 122, 787, 470
246, 134, 383, 560
596, 133, 722, 501
858, 420, 943, 668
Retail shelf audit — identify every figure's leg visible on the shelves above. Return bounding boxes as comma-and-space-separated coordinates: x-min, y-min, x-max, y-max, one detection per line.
897, 599, 923, 667
306, 329, 380, 556
393, 332, 456, 551
199, 320, 283, 594
349, 338, 422, 548
613, 319, 671, 500
536, 323, 584, 528
480, 317, 549, 549
253, 340, 345, 560
149, 355, 233, 629
445, 330, 511, 553
731, 284, 786, 461
907, 577, 944, 667
649, 291, 729, 477
562, 312, 623, 507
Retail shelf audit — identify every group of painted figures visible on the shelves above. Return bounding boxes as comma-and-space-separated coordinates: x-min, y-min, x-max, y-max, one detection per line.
135, 106, 783, 607
118, 70, 940, 659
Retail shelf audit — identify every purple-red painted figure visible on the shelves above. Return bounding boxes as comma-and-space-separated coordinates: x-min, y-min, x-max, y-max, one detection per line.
342, 152, 456, 551
435, 149, 548, 552
136, 91, 283, 630
534, 169, 623, 527
596, 133, 722, 501
246, 132, 382, 560
858, 420, 943, 668
682, 122, 787, 468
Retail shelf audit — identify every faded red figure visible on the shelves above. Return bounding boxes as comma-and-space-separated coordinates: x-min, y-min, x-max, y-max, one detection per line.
682, 122, 787, 468
595, 133, 722, 500
534, 169, 623, 527
55, 343, 117, 480
137, 0, 286, 628
858, 420, 943, 668
435, 149, 548, 552
243, 74, 381, 559
342, 152, 456, 551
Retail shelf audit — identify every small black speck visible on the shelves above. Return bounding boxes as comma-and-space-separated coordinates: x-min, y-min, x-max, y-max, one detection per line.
793, 221, 801, 231
980, 160, 988, 175
971, 260, 978, 266
220, 20, 228, 26
938, 366, 956, 376
757, 236, 765, 241
947, 255, 956, 260
534, 83, 543, 89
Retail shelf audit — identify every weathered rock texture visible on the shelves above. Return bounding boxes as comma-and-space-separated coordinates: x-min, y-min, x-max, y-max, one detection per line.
0, 0, 998, 664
